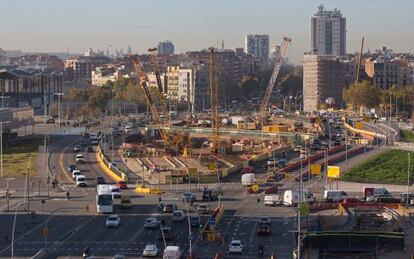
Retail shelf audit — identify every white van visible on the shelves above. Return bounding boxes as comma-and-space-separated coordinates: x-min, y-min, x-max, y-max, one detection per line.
241, 173, 256, 186
163, 246, 181, 259
75, 175, 87, 187
283, 190, 315, 206
264, 195, 282, 206
324, 190, 347, 202
172, 210, 185, 222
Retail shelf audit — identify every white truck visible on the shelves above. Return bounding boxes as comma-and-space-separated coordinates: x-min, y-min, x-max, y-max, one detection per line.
283, 190, 315, 206
264, 195, 282, 206
241, 173, 256, 186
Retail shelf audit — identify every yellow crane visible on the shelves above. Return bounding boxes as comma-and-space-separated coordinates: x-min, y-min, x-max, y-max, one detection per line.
148, 47, 168, 118
258, 37, 291, 127
209, 48, 220, 153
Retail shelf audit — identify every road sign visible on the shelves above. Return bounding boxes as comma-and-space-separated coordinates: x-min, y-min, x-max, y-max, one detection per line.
42, 227, 48, 237
310, 164, 321, 175
327, 166, 340, 179
207, 163, 216, 170
208, 218, 216, 225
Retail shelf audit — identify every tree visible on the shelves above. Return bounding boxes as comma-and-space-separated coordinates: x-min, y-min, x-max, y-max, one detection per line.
343, 81, 381, 109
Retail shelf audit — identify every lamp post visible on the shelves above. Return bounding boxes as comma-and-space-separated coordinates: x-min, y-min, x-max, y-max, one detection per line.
0, 121, 10, 178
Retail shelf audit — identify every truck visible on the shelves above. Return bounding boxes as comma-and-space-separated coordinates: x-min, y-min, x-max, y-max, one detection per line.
324, 190, 347, 202
283, 190, 315, 206
363, 187, 390, 198
241, 173, 256, 186
264, 195, 282, 206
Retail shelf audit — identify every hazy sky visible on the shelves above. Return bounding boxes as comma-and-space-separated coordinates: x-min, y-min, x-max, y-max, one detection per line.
1, 0, 413, 64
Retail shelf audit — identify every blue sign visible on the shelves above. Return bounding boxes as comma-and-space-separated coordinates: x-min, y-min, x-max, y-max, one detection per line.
208, 218, 216, 225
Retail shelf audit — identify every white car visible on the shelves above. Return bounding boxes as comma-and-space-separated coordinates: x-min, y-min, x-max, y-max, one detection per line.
144, 218, 159, 229
72, 169, 81, 179
105, 215, 120, 228
142, 244, 158, 257
75, 154, 85, 163
293, 145, 302, 152
75, 175, 87, 187
229, 240, 243, 254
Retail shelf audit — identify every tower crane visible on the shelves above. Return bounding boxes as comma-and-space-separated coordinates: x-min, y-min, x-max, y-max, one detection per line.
258, 37, 291, 127
355, 36, 365, 84
148, 47, 168, 118
209, 48, 220, 153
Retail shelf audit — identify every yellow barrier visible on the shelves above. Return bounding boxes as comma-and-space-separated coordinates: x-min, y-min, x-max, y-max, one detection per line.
135, 185, 163, 194
96, 148, 123, 182
344, 122, 377, 137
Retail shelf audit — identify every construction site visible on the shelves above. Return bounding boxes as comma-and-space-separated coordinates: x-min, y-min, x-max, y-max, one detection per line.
110, 37, 324, 185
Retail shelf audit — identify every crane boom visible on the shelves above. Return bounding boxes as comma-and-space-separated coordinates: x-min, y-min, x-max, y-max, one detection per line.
355, 36, 365, 84
209, 48, 219, 153
258, 37, 291, 125
131, 56, 170, 144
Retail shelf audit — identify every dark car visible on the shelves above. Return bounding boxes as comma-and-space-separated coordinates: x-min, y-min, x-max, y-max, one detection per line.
158, 227, 174, 240
163, 204, 177, 213
202, 189, 222, 201
256, 224, 272, 236
333, 140, 341, 146
190, 216, 201, 227
68, 164, 76, 173
96, 176, 105, 185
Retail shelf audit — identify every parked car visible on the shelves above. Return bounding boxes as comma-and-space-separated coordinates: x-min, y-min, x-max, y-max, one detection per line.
105, 215, 120, 228
181, 192, 196, 203
75, 154, 85, 163
228, 240, 243, 254
116, 180, 127, 190
144, 218, 160, 229
142, 244, 158, 257
197, 204, 211, 214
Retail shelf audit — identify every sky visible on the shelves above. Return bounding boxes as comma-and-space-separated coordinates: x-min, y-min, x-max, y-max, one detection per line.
1, 0, 414, 64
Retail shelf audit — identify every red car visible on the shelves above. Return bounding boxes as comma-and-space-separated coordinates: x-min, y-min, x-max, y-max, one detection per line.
116, 180, 127, 189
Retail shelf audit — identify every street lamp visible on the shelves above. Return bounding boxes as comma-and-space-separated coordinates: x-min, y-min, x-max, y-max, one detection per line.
0, 121, 10, 178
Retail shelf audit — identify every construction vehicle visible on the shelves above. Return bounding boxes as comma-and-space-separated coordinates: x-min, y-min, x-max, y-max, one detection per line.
257, 37, 291, 128
130, 56, 188, 153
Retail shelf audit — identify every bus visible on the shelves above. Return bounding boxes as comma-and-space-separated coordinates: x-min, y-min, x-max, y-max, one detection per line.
96, 184, 113, 213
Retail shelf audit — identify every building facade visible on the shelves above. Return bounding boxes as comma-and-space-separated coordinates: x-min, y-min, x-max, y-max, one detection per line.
158, 41, 175, 55
303, 54, 351, 111
245, 35, 270, 60
311, 5, 346, 56
64, 56, 111, 81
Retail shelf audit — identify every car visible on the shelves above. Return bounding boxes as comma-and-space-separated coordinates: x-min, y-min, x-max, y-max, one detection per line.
83, 132, 90, 138
72, 169, 82, 179
333, 140, 341, 146
256, 224, 272, 236
181, 192, 196, 203
68, 164, 76, 173
96, 176, 105, 185
400, 192, 414, 204
142, 244, 158, 257
73, 144, 82, 152
293, 145, 302, 152
312, 139, 322, 145
172, 210, 185, 222
116, 180, 127, 189
163, 204, 177, 213
259, 216, 271, 226
267, 158, 276, 166
197, 204, 211, 214
121, 196, 132, 209
190, 216, 201, 227
75, 154, 85, 163
75, 175, 87, 187
158, 227, 174, 240
144, 218, 160, 229
105, 215, 120, 228
202, 189, 222, 201
228, 240, 243, 254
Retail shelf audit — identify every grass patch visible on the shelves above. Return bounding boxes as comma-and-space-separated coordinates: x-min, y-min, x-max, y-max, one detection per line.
3, 137, 43, 177
342, 149, 414, 184
399, 130, 414, 143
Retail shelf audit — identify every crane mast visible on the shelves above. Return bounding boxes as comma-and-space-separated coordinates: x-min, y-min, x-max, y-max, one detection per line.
355, 36, 365, 84
148, 47, 168, 118
258, 37, 291, 126
209, 48, 219, 153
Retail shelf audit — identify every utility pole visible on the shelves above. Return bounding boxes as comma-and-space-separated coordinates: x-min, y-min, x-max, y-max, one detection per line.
0, 121, 10, 178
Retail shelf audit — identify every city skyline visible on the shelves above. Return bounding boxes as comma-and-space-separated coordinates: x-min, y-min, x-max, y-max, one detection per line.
1, 0, 414, 64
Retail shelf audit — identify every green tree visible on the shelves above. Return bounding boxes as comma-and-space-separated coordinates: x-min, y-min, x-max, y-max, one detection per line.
343, 81, 381, 109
